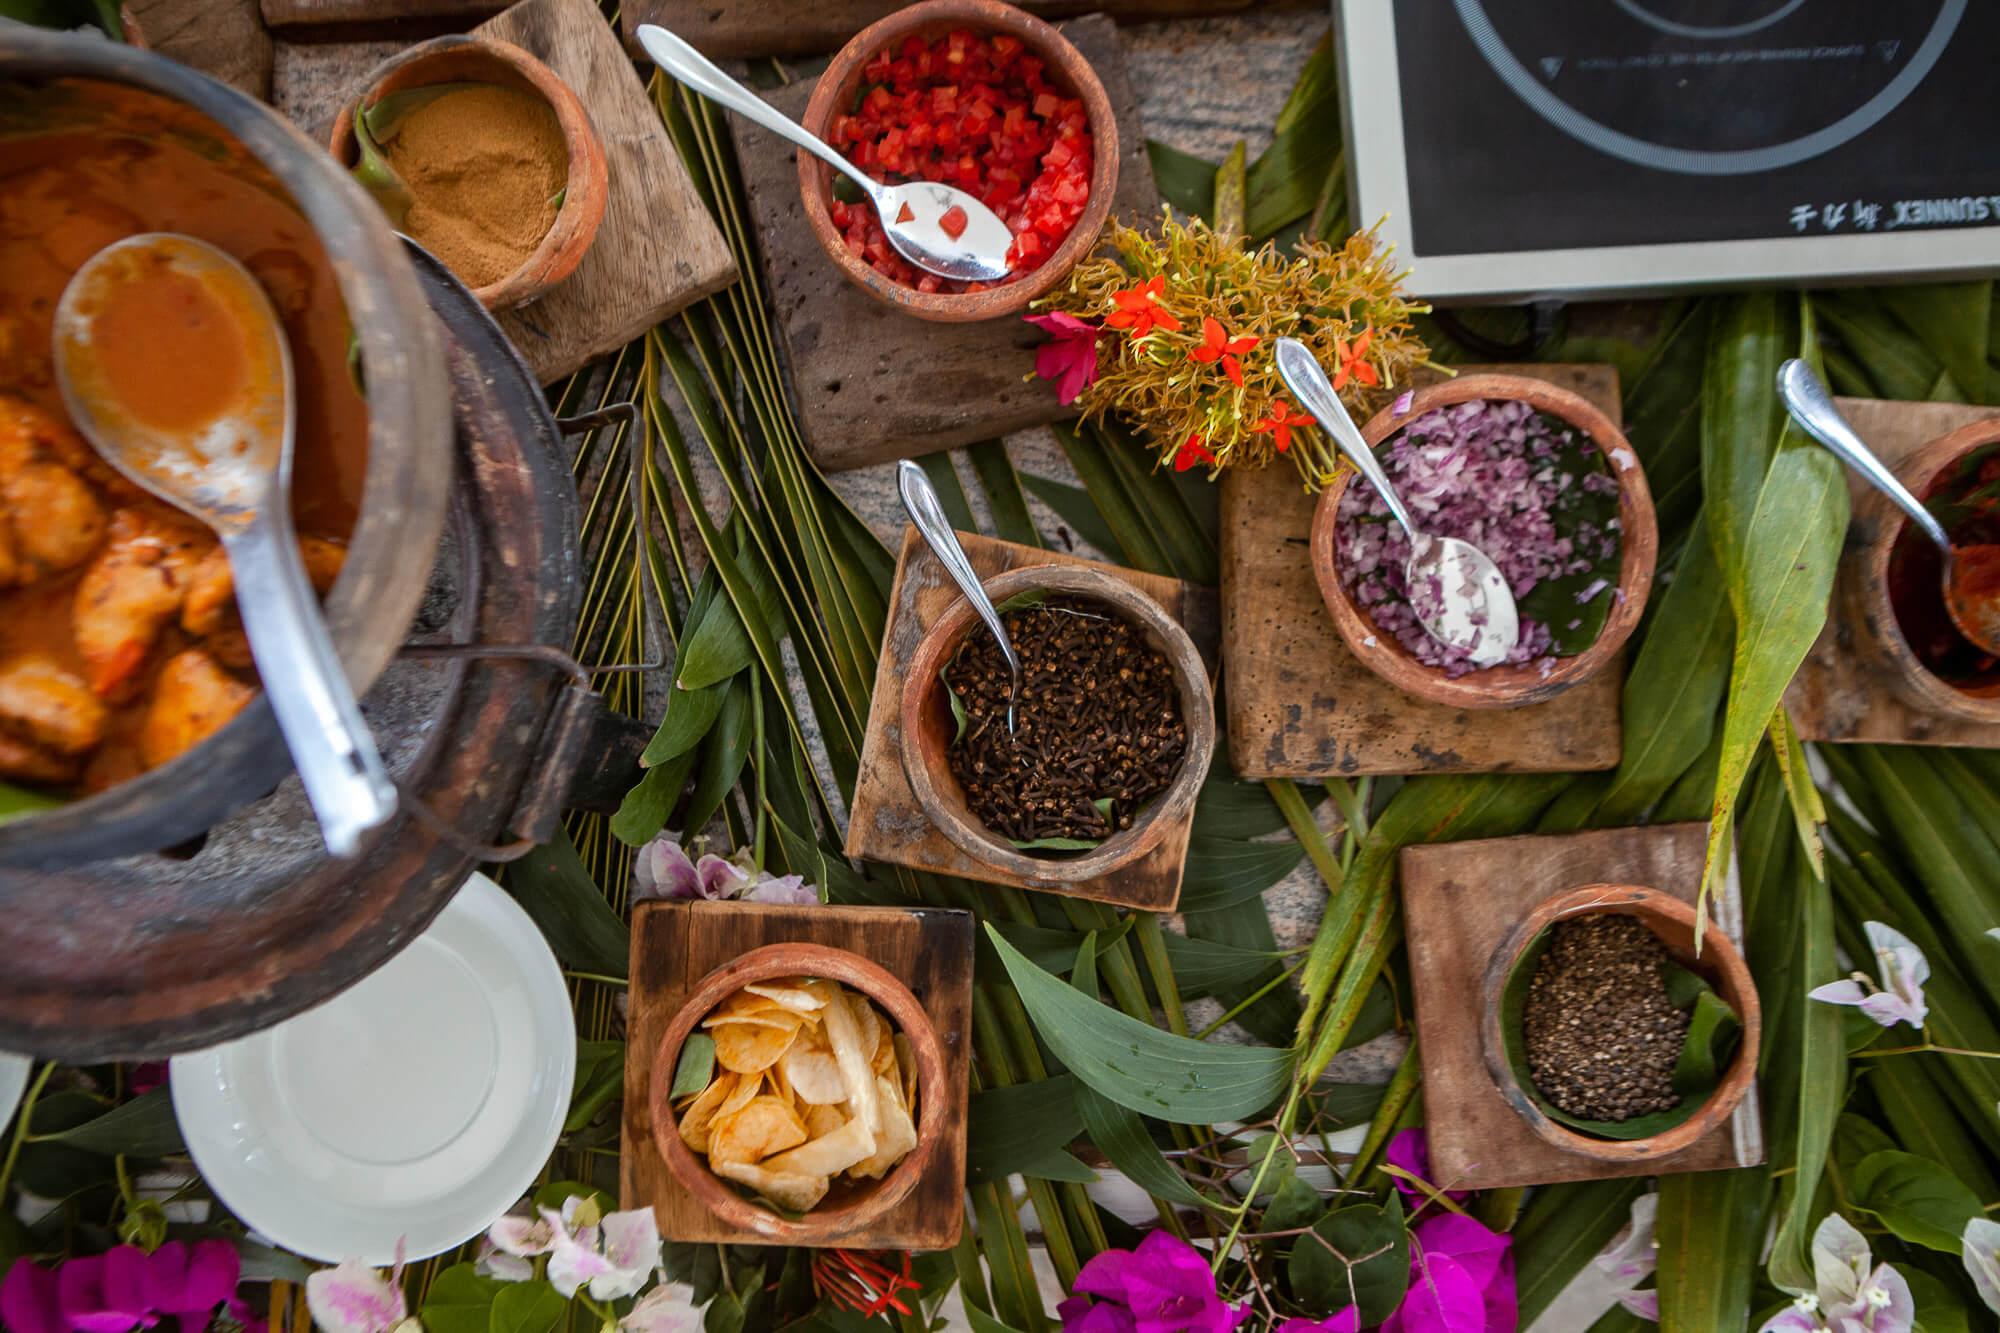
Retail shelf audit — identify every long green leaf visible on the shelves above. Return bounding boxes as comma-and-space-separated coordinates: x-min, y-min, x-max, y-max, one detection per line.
965, 1076, 1086, 1184
503, 826, 631, 979
967, 441, 1044, 549
30, 1090, 181, 1157
1512, 1178, 1647, 1327
1656, 1168, 1769, 1333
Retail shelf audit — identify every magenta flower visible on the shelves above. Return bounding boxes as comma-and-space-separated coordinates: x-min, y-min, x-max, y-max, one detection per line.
1057, 1231, 1248, 1333
1384, 1129, 1470, 1205
1374, 1213, 1516, 1333
4, 1240, 262, 1333
1025, 311, 1102, 406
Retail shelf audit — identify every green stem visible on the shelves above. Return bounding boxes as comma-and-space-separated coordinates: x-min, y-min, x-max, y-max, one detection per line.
1132, 914, 1191, 1037
1270, 779, 1342, 888
563, 971, 630, 987
1853, 1042, 2000, 1060
0, 1062, 53, 1202
1196, 960, 1307, 1039
1210, 1076, 1304, 1277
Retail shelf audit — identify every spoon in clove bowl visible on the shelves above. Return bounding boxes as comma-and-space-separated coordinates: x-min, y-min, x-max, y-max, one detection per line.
637, 23, 1015, 283
897, 460, 1022, 732
1276, 337, 1521, 666
1778, 357, 2000, 657
53, 232, 396, 857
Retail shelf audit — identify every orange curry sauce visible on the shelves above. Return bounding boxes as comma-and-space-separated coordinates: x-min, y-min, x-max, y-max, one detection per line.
0, 110, 369, 792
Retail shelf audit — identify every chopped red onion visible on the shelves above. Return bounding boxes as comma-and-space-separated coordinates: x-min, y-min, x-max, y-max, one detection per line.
1334, 398, 1620, 676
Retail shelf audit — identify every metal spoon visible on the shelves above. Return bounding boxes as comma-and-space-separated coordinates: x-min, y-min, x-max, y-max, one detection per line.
636, 23, 1015, 283
1778, 357, 2000, 656
53, 233, 396, 856
897, 460, 1021, 732
1275, 337, 1521, 666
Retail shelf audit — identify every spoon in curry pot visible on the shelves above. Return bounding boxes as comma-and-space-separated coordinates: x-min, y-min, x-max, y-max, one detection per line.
636, 23, 1015, 283
53, 233, 396, 856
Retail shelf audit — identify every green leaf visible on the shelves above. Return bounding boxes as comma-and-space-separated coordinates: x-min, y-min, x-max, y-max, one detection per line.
641, 676, 727, 767
1849, 1150, 1984, 1254
1179, 835, 1305, 913
968, 440, 1044, 548
681, 673, 755, 834
917, 453, 979, 534
611, 744, 697, 847
1146, 141, 1216, 221
419, 1264, 503, 1333
671, 1033, 716, 1099
533, 1179, 614, 1214
489, 1281, 566, 1333
0, 780, 61, 825
1513, 1179, 1648, 1327
1263, 1174, 1324, 1235
966, 1076, 1085, 1185
347, 95, 412, 228
1656, 1168, 1769, 1333
1009, 834, 1103, 851
1020, 473, 1130, 565
1287, 1200, 1410, 1324
1160, 932, 1284, 998
985, 925, 1294, 1121
32, 1089, 183, 1157
503, 825, 630, 979
1874, 281, 1991, 408
1214, 140, 1247, 238
566, 1039, 624, 1133
1245, 32, 1342, 240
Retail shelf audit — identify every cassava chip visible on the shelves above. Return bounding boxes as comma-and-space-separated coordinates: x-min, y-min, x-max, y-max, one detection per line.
819, 982, 883, 1136
712, 1159, 829, 1214
780, 1045, 848, 1105
712, 1020, 800, 1074
849, 1074, 918, 1180
702, 993, 805, 1031
677, 1071, 740, 1154
802, 1102, 848, 1140
709, 1095, 807, 1167
894, 1033, 918, 1113
763, 1112, 877, 1177
720, 1071, 764, 1118
744, 980, 826, 1015
848, 993, 882, 1064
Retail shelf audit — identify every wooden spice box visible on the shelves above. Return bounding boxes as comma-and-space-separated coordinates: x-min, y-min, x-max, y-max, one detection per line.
620, 898, 974, 1248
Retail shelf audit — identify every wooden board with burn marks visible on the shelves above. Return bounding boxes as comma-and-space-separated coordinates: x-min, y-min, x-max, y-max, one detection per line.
1219, 363, 1627, 778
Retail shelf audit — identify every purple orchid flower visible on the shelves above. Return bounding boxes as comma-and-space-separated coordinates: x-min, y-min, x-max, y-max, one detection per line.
1025, 311, 1102, 406
4, 1241, 261, 1333
1057, 1231, 1248, 1333
1384, 1129, 1471, 1205
1808, 921, 1928, 1030
631, 836, 819, 907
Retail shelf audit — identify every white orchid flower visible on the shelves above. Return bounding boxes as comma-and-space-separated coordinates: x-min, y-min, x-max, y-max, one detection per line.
1808, 922, 1928, 1030
305, 1240, 413, 1333
1963, 1217, 2000, 1315
535, 1197, 663, 1302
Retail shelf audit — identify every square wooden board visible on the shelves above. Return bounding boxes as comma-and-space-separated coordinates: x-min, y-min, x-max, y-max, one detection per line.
1785, 396, 2000, 745
269, 0, 737, 384
845, 528, 1218, 910
1399, 822, 1765, 1190
620, 899, 974, 1249
1219, 363, 1629, 778
726, 15, 1162, 472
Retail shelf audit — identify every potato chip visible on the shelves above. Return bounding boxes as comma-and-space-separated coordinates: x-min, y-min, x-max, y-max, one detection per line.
712, 1159, 829, 1214
744, 980, 826, 1015
763, 1112, 877, 1178
894, 1033, 918, 1115
677, 1071, 740, 1153
802, 1101, 848, 1140
712, 1020, 800, 1074
848, 992, 882, 1065
702, 993, 806, 1032
819, 982, 883, 1136
720, 1071, 763, 1118
849, 1074, 918, 1180
779, 1045, 848, 1105
709, 1095, 807, 1167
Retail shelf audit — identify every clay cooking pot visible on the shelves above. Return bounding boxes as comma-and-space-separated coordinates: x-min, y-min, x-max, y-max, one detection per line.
329, 35, 608, 312
1310, 374, 1659, 710
800, 0, 1120, 323
898, 563, 1214, 885
650, 943, 946, 1244
1479, 883, 1760, 1163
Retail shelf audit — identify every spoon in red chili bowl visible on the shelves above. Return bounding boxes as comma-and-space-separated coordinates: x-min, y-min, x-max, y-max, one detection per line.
637, 23, 1015, 283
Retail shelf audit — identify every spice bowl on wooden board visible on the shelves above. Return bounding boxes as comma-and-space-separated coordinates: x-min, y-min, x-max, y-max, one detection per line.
898, 563, 1213, 888
1309, 373, 1658, 711
329, 35, 608, 311
647, 942, 946, 1245
1841, 417, 2000, 725
1479, 884, 1760, 1165
798, 0, 1118, 323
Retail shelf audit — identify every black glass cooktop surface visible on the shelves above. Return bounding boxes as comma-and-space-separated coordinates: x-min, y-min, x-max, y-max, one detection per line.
1394, 0, 2000, 256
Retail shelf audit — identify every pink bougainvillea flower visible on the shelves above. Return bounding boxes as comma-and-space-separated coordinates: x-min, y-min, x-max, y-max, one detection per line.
6, 1240, 260, 1333
623, 1282, 703, 1333
1759, 1215, 1913, 1333
2, 1257, 65, 1333
1963, 1218, 2000, 1315
1026, 312, 1101, 405
1808, 921, 1928, 1030
1384, 1129, 1471, 1205
305, 1240, 408, 1333
128, 1062, 169, 1097
526, 1197, 662, 1302
1188, 317, 1259, 387
1279, 1313, 1359, 1333
1059, 1230, 1248, 1333
1173, 436, 1218, 474
1593, 1192, 1659, 1322
1374, 1211, 1516, 1333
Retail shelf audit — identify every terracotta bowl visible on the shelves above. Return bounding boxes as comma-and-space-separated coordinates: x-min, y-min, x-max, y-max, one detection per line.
328, 35, 607, 312
1842, 417, 2000, 724
898, 564, 1214, 885
1310, 374, 1659, 710
799, 0, 1120, 323
1480, 884, 1761, 1164
649, 942, 947, 1244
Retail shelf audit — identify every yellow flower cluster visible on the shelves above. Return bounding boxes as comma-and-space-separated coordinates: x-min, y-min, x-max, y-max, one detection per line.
1033, 210, 1435, 488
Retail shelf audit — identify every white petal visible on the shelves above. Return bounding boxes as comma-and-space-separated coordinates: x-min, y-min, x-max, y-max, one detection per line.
305, 1260, 405, 1333
1807, 980, 1869, 1008
591, 1208, 663, 1301
1962, 1218, 2000, 1314
487, 1213, 555, 1257
623, 1283, 704, 1333
1812, 1214, 1873, 1310
1594, 1192, 1659, 1285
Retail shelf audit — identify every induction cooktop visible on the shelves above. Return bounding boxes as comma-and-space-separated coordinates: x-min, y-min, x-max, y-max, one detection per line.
1338, 1, 2000, 301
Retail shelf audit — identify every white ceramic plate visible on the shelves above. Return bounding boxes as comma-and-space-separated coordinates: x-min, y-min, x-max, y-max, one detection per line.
0, 1050, 31, 1131
171, 871, 573, 1264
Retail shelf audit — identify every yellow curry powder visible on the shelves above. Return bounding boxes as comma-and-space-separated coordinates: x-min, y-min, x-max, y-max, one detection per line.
383, 84, 567, 289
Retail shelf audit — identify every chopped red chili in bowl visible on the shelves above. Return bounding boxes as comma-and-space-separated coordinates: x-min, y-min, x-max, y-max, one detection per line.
825, 27, 1095, 294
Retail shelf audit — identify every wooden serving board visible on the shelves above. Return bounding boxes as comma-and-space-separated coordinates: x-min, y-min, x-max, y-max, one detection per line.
621, 899, 975, 1249
619, 0, 1315, 59
846, 528, 1218, 909
727, 14, 1161, 472
269, 0, 736, 385
1400, 822, 1764, 1190
1220, 363, 1627, 778
1785, 396, 2000, 746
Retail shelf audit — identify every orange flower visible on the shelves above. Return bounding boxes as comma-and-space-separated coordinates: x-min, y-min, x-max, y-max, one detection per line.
1248, 398, 1312, 454
1173, 435, 1217, 472
1332, 327, 1379, 391
1104, 274, 1182, 340
1188, 317, 1259, 387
